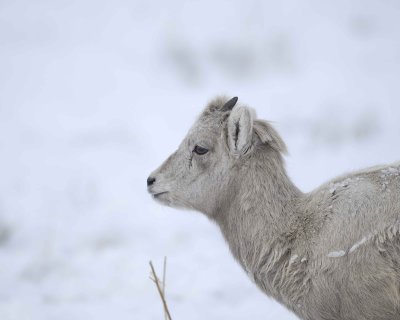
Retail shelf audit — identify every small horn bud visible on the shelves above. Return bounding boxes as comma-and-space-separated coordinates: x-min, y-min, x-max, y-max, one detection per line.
221, 96, 238, 112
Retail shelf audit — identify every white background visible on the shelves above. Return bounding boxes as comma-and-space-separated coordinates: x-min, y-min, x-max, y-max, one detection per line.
0, 0, 399, 319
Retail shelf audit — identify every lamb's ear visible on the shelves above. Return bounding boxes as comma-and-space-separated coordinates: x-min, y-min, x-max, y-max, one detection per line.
253, 120, 288, 154
227, 106, 254, 156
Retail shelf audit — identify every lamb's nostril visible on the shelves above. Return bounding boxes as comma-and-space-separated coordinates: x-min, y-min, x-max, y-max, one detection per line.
147, 176, 156, 186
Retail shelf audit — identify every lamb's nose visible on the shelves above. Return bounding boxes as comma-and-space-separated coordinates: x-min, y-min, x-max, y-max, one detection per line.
147, 176, 156, 186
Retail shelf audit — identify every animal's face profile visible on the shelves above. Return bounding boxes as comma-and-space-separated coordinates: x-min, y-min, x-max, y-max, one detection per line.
147, 96, 286, 215
147, 97, 237, 214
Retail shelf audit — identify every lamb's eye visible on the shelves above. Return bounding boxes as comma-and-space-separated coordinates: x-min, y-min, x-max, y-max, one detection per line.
193, 145, 209, 155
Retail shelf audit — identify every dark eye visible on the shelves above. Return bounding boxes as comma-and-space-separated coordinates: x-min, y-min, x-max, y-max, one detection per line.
193, 145, 209, 155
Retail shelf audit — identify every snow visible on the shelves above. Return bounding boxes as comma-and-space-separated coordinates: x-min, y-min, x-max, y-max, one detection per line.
327, 250, 347, 258
381, 167, 400, 179
290, 254, 299, 263
329, 178, 352, 195
348, 234, 373, 253
327, 233, 374, 257
0, 1, 400, 320
383, 167, 400, 175
380, 166, 400, 190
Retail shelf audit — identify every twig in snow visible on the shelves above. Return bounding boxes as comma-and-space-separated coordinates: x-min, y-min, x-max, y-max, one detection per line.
163, 257, 167, 320
149, 259, 172, 320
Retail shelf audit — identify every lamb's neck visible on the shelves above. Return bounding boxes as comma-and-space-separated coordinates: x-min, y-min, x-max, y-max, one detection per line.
214, 154, 302, 278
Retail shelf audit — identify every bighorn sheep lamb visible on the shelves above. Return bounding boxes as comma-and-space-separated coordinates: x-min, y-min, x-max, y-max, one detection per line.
147, 96, 400, 320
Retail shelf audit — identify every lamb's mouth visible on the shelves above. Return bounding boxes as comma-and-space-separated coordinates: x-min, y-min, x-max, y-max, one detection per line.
153, 191, 168, 198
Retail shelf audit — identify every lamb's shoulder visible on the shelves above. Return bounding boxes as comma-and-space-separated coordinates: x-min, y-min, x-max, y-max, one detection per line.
276, 163, 400, 319
305, 161, 400, 262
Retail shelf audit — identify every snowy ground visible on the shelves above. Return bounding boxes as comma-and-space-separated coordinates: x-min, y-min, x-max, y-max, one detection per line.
0, 1, 400, 319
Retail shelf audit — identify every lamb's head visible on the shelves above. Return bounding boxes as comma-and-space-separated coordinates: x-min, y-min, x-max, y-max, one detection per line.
147, 96, 287, 216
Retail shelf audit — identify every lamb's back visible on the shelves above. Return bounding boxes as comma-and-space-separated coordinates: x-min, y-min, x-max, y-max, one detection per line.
306, 162, 400, 256
298, 162, 400, 320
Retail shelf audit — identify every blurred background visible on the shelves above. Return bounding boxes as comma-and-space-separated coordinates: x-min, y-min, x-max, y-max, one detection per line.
0, 0, 400, 319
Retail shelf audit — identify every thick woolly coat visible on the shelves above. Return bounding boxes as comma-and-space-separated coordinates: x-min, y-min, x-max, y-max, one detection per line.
149, 97, 400, 320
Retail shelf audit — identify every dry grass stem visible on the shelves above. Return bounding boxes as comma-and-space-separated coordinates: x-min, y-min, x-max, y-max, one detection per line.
149, 259, 172, 320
